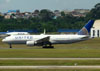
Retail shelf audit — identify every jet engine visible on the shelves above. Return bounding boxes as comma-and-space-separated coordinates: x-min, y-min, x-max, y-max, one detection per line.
26, 41, 37, 46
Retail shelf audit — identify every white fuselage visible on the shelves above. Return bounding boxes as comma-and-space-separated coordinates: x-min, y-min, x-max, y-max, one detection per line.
2, 34, 89, 45
6, 32, 30, 35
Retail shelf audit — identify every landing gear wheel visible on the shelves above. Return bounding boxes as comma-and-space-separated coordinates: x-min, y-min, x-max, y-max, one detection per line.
43, 46, 54, 49
49, 46, 54, 48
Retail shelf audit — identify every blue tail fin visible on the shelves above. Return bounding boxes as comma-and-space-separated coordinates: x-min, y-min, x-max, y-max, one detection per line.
78, 20, 94, 35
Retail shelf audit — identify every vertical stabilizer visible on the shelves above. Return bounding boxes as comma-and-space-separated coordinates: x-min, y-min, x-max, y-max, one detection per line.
78, 20, 94, 35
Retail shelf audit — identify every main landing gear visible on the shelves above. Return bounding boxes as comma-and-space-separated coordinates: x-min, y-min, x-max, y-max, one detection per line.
43, 46, 54, 48
9, 44, 12, 48
42, 43, 54, 48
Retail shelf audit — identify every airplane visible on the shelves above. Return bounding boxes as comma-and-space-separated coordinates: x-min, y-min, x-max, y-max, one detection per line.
0, 32, 30, 38
0, 32, 30, 35
2, 20, 94, 48
5, 32, 30, 35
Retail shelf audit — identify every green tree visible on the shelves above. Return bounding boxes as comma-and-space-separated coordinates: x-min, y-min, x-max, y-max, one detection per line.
61, 11, 65, 17
86, 3, 100, 20
39, 9, 55, 22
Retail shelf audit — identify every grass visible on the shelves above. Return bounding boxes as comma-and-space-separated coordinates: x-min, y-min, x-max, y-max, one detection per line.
0, 38, 100, 49
0, 49, 100, 58
0, 38, 100, 69
55, 38, 100, 49
0, 38, 100, 58
0, 60, 100, 66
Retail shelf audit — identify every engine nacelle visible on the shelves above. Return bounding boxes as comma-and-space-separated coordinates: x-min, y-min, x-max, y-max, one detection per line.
26, 41, 37, 46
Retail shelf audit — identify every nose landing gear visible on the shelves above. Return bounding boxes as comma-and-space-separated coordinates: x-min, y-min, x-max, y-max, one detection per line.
9, 44, 12, 48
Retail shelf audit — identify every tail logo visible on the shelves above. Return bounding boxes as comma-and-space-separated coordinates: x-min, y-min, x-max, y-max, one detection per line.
78, 27, 89, 35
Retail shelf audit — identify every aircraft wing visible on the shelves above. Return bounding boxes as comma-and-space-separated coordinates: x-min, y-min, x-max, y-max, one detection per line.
36, 36, 50, 44
26, 36, 50, 46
